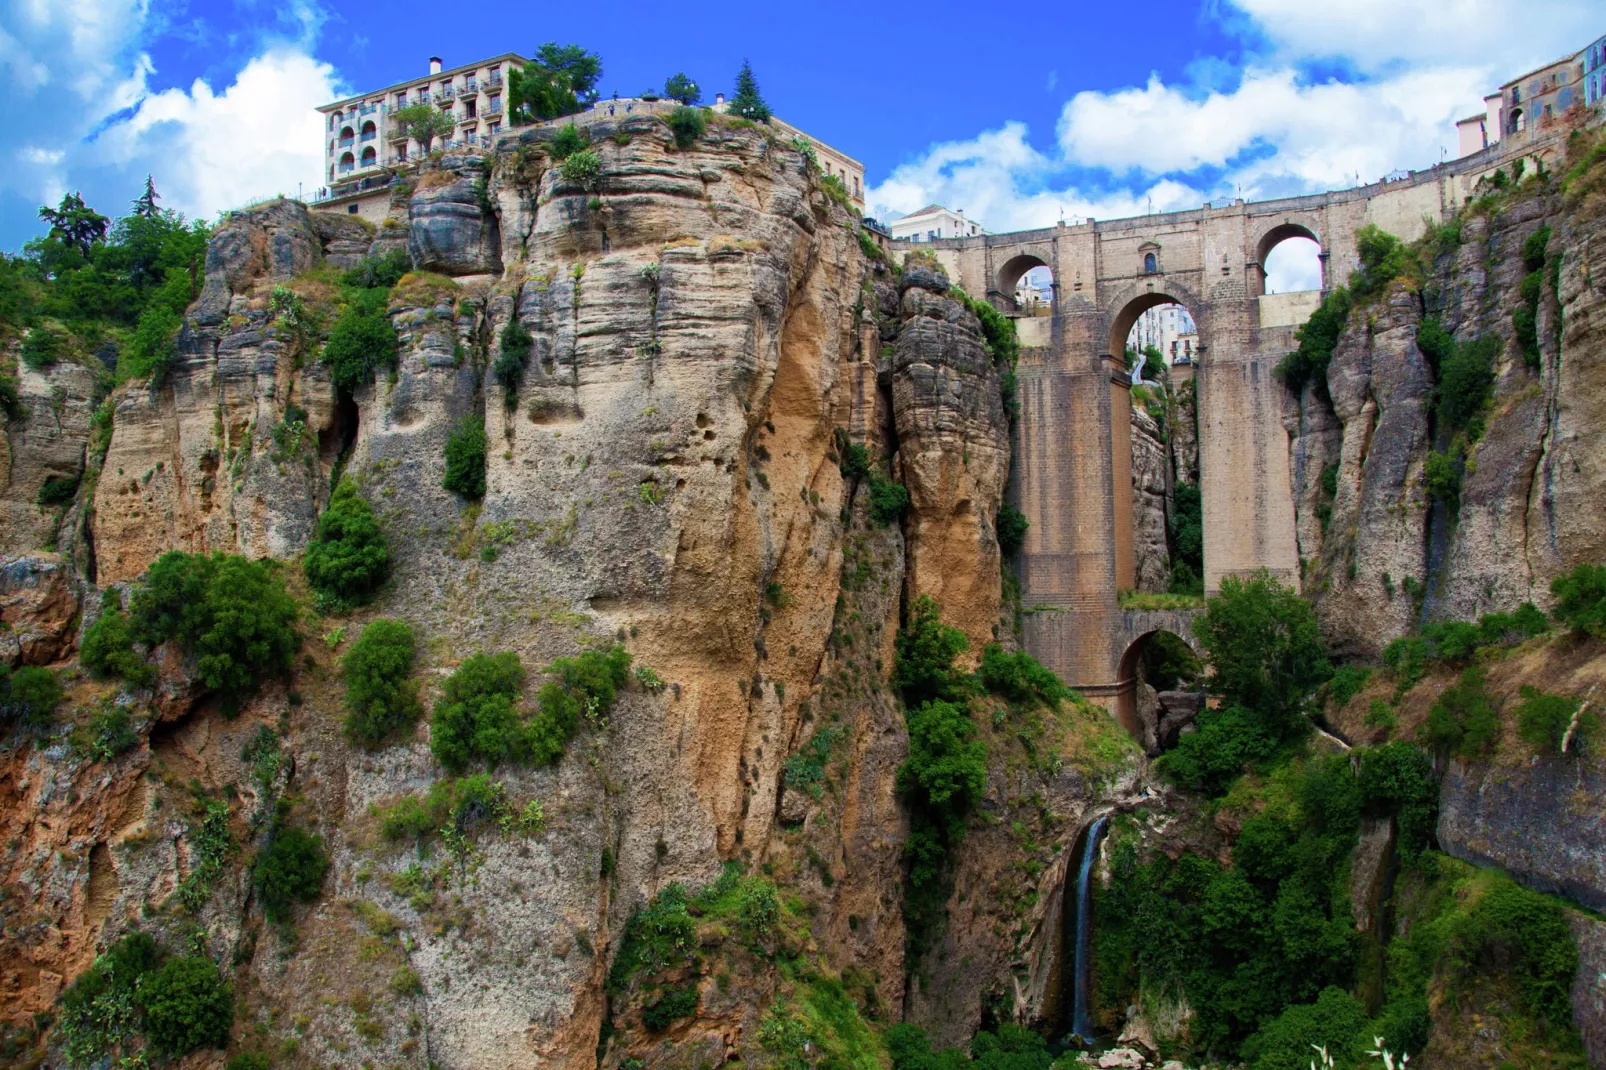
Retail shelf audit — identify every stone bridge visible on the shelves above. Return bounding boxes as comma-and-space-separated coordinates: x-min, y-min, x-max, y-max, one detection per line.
903, 147, 1523, 725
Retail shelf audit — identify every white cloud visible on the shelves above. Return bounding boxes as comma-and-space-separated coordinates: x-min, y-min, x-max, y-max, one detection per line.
865, 0, 1588, 250
1, 0, 339, 241
1227, 0, 1599, 76
93, 49, 340, 216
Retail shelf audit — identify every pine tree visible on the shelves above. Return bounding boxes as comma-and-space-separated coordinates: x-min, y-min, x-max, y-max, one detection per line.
133, 175, 160, 218
729, 60, 770, 123
37, 193, 109, 257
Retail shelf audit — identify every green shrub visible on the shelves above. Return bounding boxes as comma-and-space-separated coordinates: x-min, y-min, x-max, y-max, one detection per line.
57, 931, 160, 1065
81, 599, 157, 687
867, 472, 909, 526
252, 819, 328, 923
1435, 335, 1499, 438
138, 954, 233, 1056
1326, 664, 1372, 709
0, 370, 21, 421
641, 986, 698, 1031
996, 503, 1028, 555
128, 552, 299, 705
667, 106, 706, 150
783, 723, 845, 798
430, 651, 526, 770
978, 644, 1065, 707
127, 304, 182, 385
1426, 665, 1500, 758
1192, 569, 1330, 730
1168, 482, 1204, 593
442, 414, 487, 498
495, 318, 533, 395
527, 645, 632, 764
37, 472, 81, 506
0, 664, 64, 728
1516, 685, 1595, 755
341, 249, 411, 289
893, 595, 971, 705
1422, 619, 1480, 661
1358, 741, 1438, 858
227, 1053, 273, 1070
898, 700, 985, 816
321, 307, 397, 393
549, 123, 588, 161
1275, 287, 1351, 395
20, 324, 65, 369
1448, 874, 1579, 1029
343, 619, 421, 746
304, 479, 391, 611
1240, 986, 1368, 1070
1154, 704, 1279, 795
559, 149, 602, 188
1551, 563, 1606, 636
72, 702, 140, 762
838, 440, 871, 480
1424, 449, 1460, 510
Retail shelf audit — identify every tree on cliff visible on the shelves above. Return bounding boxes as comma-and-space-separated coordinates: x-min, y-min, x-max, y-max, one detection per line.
508, 43, 602, 124
664, 72, 701, 106
392, 104, 454, 152
728, 60, 770, 123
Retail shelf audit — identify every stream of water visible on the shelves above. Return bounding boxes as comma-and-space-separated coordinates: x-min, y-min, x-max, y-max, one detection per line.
1070, 812, 1111, 1042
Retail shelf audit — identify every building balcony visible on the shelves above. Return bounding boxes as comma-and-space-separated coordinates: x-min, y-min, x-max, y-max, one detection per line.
488, 73, 503, 88
464, 79, 478, 93
440, 85, 456, 100
459, 113, 478, 125
357, 102, 380, 116
359, 131, 376, 142
338, 137, 355, 148
418, 91, 431, 105
337, 163, 355, 174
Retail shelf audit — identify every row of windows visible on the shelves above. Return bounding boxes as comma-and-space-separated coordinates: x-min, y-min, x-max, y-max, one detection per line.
327, 67, 504, 129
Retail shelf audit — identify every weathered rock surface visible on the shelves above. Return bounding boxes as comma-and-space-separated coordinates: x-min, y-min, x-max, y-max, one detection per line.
0, 554, 80, 666
1130, 405, 1170, 594
1, 359, 99, 559
408, 175, 502, 276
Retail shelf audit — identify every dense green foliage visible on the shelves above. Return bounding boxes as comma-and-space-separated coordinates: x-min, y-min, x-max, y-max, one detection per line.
867, 471, 910, 526
560, 149, 602, 188
728, 60, 771, 122
1515, 685, 1596, 755
663, 72, 702, 106
783, 722, 845, 798
57, 931, 231, 1065
667, 106, 707, 149
1380, 603, 1548, 693
321, 305, 398, 393
342, 249, 411, 290
1275, 287, 1352, 395
0, 664, 64, 728
995, 503, 1028, 555
887, 1022, 1052, 1070
303, 479, 391, 611
343, 619, 421, 746
1514, 225, 1552, 368
1167, 481, 1204, 594
978, 643, 1066, 708
442, 414, 487, 498
1551, 562, 1606, 637
893, 595, 972, 706
1425, 665, 1500, 758
128, 551, 299, 706
252, 816, 328, 923
430, 645, 631, 770
81, 597, 156, 687
1357, 741, 1439, 859
495, 318, 534, 396
508, 43, 602, 124
390, 103, 455, 152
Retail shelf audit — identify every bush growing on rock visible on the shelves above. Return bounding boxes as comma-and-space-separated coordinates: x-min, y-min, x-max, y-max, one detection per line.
81, 596, 157, 687
559, 149, 602, 189
57, 931, 232, 1064
0, 664, 64, 728
995, 503, 1027, 555
304, 479, 391, 611
341, 249, 411, 289
893, 595, 971, 705
343, 618, 421, 746
252, 816, 328, 922
1551, 562, 1606, 637
1516, 685, 1595, 755
129, 551, 300, 706
321, 306, 398, 393
431, 651, 527, 770
495, 318, 533, 396
1425, 665, 1500, 758
527, 645, 632, 764
442, 414, 487, 499
978, 644, 1065, 708
667, 106, 706, 149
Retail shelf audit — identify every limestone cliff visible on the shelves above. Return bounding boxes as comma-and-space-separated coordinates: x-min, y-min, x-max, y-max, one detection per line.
1293, 170, 1606, 657
0, 114, 1137, 1070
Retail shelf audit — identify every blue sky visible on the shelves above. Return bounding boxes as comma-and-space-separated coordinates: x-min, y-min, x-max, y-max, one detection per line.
1, 0, 1598, 290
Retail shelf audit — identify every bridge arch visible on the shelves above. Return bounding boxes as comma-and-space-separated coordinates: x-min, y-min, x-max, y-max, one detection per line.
1253, 220, 1325, 297
997, 252, 1052, 307
1114, 621, 1204, 744
1105, 279, 1205, 361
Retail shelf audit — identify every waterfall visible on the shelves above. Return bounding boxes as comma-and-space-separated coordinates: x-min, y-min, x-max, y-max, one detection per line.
1070, 812, 1111, 1042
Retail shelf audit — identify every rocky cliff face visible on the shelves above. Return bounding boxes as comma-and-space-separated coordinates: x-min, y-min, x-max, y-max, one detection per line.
1130, 406, 1170, 594
0, 114, 1138, 1069
1294, 180, 1606, 657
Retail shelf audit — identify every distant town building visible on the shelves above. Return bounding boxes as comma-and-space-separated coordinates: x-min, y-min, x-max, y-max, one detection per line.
1453, 37, 1601, 160
1014, 266, 1053, 312
318, 54, 524, 197
1587, 35, 1606, 107
890, 205, 987, 242
1129, 304, 1197, 367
